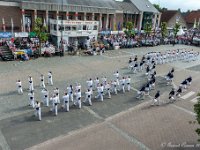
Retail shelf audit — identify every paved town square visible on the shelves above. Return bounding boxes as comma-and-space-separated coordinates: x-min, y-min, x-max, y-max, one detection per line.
0, 45, 200, 150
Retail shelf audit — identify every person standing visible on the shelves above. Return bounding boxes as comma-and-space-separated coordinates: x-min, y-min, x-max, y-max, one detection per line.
48, 71, 53, 86
62, 93, 69, 112
105, 82, 111, 99
126, 76, 131, 92
95, 84, 104, 101
34, 101, 41, 121
74, 89, 82, 109
28, 76, 34, 91
84, 89, 92, 106
28, 90, 35, 108
40, 74, 45, 89
41, 88, 49, 107
16, 80, 23, 94
67, 85, 74, 102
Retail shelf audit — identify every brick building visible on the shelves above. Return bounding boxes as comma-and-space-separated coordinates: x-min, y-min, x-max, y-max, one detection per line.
0, 0, 160, 32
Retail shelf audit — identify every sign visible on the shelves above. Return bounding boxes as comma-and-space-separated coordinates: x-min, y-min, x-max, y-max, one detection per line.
100, 31, 111, 35
0, 32, 12, 38
14, 32, 29, 38
50, 19, 99, 26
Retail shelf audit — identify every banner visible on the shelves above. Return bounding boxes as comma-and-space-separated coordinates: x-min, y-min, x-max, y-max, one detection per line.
0, 32, 12, 38
14, 32, 28, 38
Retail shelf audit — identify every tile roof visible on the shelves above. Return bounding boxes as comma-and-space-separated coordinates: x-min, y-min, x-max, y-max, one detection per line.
115, 0, 139, 14
185, 10, 200, 24
129, 0, 159, 13
160, 10, 177, 22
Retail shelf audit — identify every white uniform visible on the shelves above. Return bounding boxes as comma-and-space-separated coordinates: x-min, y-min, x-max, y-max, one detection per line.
111, 81, 118, 94
113, 72, 119, 85
35, 102, 41, 121
63, 94, 69, 112
84, 90, 92, 105
41, 89, 49, 107
126, 77, 131, 91
95, 85, 104, 101
52, 96, 59, 116
40, 75, 45, 88
28, 77, 34, 91
54, 88, 60, 103
86, 79, 93, 94
67, 86, 73, 102
94, 78, 99, 90
105, 83, 111, 99
120, 78, 126, 93
48, 72, 53, 85
16, 81, 23, 94
74, 91, 81, 109
28, 91, 35, 108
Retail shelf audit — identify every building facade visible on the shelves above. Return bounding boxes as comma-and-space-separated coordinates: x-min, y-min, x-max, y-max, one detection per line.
0, 0, 160, 32
161, 10, 187, 29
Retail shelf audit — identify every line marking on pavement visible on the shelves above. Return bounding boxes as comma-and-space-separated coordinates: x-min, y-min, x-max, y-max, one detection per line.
0, 130, 11, 150
83, 106, 103, 120
181, 91, 195, 100
107, 122, 150, 150
172, 104, 196, 116
120, 50, 135, 55
191, 97, 200, 103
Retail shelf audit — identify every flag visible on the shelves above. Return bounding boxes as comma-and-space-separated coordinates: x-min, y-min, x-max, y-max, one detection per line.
43, 18, 46, 27
11, 18, 14, 33
117, 22, 121, 31
2, 18, 6, 32
21, 19, 24, 32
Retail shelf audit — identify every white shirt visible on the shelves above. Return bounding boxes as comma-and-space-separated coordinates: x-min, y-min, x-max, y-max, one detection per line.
63, 95, 69, 102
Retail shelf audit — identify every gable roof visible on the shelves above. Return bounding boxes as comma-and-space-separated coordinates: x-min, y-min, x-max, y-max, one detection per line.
115, 0, 139, 14
129, 0, 159, 13
185, 10, 200, 24
161, 10, 178, 22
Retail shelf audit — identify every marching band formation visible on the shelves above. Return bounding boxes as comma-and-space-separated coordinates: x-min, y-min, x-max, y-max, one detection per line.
16, 48, 197, 121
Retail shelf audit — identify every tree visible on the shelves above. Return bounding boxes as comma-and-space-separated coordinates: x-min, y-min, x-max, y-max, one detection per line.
161, 22, 168, 42
144, 22, 152, 37
124, 22, 135, 37
194, 93, 200, 141
153, 4, 162, 12
173, 23, 180, 38
33, 18, 48, 55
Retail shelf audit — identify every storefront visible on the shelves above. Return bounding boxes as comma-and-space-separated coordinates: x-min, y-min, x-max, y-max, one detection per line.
50, 19, 99, 49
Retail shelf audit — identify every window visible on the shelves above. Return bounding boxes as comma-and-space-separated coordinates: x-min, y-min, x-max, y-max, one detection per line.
93, 25, 98, 30
94, 16, 98, 21
87, 25, 93, 30
72, 26, 77, 31
65, 26, 71, 31
69, 15, 73, 20
83, 25, 87, 30
77, 25, 82, 30
54, 24, 57, 31
78, 16, 82, 20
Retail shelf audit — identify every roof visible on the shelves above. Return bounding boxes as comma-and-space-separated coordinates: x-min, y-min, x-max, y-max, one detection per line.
185, 10, 200, 24
115, 0, 139, 14
1, 0, 121, 10
129, 0, 159, 13
161, 10, 178, 22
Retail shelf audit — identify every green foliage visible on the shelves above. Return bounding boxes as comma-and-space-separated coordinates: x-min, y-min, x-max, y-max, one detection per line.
33, 18, 48, 55
161, 22, 168, 38
173, 23, 180, 38
194, 93, 200, 140
153, 4, 162, 12
144, 22, 152, 37
126, 22, 134, 31
124, 22, 135, 37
